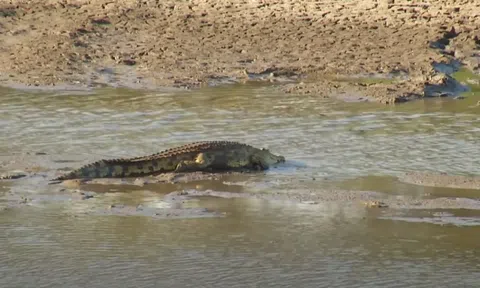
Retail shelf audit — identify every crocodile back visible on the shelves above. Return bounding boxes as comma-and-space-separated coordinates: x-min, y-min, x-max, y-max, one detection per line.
126, 141, 253, 162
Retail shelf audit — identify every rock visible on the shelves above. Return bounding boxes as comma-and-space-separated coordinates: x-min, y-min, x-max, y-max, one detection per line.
428, 73, 448, 85
79, 191, 95, 200
122, 59, 136, 66
362, 200, 389, 208
91, 18, 111, 25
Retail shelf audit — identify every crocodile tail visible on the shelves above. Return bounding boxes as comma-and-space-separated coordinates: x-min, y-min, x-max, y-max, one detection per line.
50, 168, 86, 182
50, 160, 111, 182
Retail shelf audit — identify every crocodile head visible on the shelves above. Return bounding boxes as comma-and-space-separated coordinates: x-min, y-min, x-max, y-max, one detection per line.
260, 148, 286, 165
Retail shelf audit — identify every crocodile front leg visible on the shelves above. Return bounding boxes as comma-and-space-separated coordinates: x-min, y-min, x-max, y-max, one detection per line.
174, 152, 215, 172
250, 153, 270, 171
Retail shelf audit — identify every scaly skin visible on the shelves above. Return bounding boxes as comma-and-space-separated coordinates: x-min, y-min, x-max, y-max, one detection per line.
50, 141, 285, 182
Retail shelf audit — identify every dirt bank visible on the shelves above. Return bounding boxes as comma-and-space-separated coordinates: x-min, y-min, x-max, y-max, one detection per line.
0, 0, 479, 103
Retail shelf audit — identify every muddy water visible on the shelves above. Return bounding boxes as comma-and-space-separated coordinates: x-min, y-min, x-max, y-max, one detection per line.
1, 84, 480, 287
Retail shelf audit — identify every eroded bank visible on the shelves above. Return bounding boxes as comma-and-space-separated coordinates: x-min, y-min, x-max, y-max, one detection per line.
0, 0, 479, 103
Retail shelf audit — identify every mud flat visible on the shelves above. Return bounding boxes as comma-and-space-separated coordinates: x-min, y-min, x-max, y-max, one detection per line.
0, 0, 479, 103
399, 171, 480, 190
3, 170, 480, 220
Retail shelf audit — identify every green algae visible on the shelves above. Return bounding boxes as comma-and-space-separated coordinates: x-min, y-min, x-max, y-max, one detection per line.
452, 67, 480, 93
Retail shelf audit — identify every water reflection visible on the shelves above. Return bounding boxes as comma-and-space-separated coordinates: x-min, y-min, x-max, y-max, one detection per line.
1, 196, 479, 287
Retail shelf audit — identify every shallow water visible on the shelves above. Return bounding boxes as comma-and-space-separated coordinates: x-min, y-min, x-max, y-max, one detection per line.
1, 83, 480, 287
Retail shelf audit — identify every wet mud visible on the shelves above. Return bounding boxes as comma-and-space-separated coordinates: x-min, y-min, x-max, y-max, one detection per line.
91, 204, 225, 219
3, 168, 480, 220
2, 144, 480, 220
399, 171, 480, 190
0, 0, 479, 103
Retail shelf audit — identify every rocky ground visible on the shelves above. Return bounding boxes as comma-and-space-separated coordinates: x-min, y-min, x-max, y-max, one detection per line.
0, 0, 479, 103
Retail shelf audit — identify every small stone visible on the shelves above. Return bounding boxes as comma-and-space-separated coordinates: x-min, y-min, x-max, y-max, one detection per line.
362, 200, 389, 208
122, 59, 136, 66
301, 201, 318, 205
80, 191, 95, 200
133, 178, 146, 186
91, 18, 111, 25
454, 50, 465, 59
428, 73, 448, 85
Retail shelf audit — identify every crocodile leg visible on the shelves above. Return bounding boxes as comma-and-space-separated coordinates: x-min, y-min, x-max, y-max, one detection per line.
250, 153, 270, 171
174, 152, 215, 172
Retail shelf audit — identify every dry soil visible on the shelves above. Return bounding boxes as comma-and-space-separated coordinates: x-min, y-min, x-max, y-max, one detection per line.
1, 0, 479, 103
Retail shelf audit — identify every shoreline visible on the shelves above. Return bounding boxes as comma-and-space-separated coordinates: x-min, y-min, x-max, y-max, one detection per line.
0, 0, 479, 103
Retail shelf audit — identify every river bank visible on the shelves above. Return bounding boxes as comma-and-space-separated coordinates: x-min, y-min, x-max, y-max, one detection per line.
0, 0, 479, 103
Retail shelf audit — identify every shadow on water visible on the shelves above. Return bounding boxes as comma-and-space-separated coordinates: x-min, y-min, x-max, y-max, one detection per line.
1, 83, 480, 287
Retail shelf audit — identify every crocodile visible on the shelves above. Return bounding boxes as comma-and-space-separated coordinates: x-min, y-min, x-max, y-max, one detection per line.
50, 141, 285, 182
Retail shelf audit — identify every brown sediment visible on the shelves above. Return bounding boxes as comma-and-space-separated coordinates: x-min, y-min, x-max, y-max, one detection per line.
398, 172, 480, 190
163, 189, 480, 211
0, 0, 478, 103
92, 204, 225, 219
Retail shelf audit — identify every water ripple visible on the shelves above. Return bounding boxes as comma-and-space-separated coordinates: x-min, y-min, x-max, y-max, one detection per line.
1, 85, 480, 287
